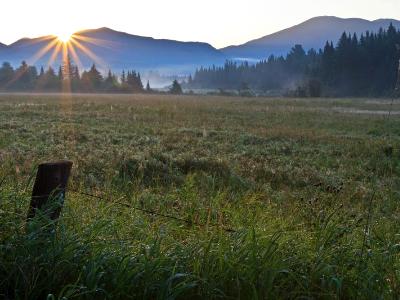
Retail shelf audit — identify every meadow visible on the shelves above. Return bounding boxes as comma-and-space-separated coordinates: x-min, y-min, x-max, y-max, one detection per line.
0, 93, 400, 299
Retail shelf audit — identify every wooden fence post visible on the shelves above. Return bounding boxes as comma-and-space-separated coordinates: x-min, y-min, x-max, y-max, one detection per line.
27, 161, 73, 222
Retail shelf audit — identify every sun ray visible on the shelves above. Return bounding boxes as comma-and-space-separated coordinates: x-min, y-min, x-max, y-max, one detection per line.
67, 42, 84, 72
55, 31, 74, 43
47, 40, 63, 67
4, 29, 114, 91
69, 38, 107, 70
61, 42, 72, 93
3, 38, 60, 89
72, 34, 118, 49
27, 37, 59, 66
24, 35, 56, 45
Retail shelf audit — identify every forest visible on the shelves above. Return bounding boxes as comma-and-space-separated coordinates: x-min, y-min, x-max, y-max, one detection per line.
1, 24, 400, 97
0, 56, 147, 93
190, 24, 400, 97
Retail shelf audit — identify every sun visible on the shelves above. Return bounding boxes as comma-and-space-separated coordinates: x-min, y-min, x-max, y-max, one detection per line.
57, 32, 73, 43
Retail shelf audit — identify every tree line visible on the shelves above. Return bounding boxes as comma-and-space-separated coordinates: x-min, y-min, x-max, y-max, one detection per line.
0, 56, 149, 93
189, 24, 400, 97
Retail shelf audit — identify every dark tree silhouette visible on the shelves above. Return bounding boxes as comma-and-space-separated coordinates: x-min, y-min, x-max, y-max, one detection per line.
0, 61, 146, 94
189, 24, 400, 97
125, 70, 144, 92
0, 62, 14, 90
1, 24, 399, 97
81, 64, 104, 92
170, 80, 183, 94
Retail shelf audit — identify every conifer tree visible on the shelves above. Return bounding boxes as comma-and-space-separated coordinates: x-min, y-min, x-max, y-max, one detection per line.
39, 66, 45, 78
170, 80, 183, 94
0, 62, 14, 89
58, 66, 63, 81
121, 70, 126, 84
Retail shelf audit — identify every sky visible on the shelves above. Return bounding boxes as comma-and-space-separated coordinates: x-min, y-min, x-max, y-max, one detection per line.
1, 0, 400, 48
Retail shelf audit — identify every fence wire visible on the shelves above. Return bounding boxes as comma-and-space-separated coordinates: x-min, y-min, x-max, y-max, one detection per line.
70, 189, 237, 233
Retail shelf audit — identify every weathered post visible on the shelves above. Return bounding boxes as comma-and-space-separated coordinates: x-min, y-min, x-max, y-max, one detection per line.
27, 161, 73, 222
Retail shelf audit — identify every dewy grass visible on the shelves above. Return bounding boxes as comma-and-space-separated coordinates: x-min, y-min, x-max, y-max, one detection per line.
0, 94, 400, 299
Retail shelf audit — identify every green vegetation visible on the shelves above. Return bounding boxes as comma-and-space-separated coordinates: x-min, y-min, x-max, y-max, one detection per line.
169, 80, 183, 95
0, 94, 400, 299
0, 57, 145, 93
191, 24, 400, 97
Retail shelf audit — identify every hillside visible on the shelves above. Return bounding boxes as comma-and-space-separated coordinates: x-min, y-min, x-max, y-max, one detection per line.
221, 16, 400, 60
0, 27, 225, 74
1, 17, 400, 73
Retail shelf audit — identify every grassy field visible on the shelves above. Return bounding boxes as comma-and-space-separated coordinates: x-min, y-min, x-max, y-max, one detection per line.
0, 93, 400, 299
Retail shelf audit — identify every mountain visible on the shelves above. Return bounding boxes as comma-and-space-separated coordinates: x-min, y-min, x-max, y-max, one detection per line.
1, 17, 400, 75
221, 16, 400, 60
0, 27, 225, 74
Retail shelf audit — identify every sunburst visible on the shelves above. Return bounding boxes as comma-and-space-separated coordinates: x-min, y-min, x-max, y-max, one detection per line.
11, 30, 111, 93
57, 33, 73, 43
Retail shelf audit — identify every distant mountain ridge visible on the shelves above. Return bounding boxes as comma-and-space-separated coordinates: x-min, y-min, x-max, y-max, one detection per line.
0, 27, 225, 74
1, 16, 400, 74
221, 16, 400, 60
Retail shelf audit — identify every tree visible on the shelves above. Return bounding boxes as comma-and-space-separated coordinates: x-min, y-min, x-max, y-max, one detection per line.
36, 66, 46, 90
321, 41, 335, 84
146, 80, 151, 92
307, 79, 322, 97
126, 71, 144, 92
104, 70, 119, 92
39, 66, 45, 78
61, 55, 73, 81
12, 61, 37, 90
0, 62, 14, 90
57, 66, 63, 81
286, 44, 307, 74
188, 74, 193, 85
169, 80, 183, 94
121, 70, 126, 84
190, 24, 400, 97
2, 23, 396, 96
43, 67, 60, 91
0, 61, 146, 94
81, 64, 103, 92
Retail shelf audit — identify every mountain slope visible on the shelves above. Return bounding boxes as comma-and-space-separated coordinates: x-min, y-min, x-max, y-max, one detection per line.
221, 16, 400, 60
1, 17, 400, 73
0, 28, 225, 74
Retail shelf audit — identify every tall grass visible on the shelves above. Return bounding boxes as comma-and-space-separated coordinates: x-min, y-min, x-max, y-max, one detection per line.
0, 94, 399, 299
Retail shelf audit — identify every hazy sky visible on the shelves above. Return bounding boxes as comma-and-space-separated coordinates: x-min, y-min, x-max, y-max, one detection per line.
1, 0, 400, 48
